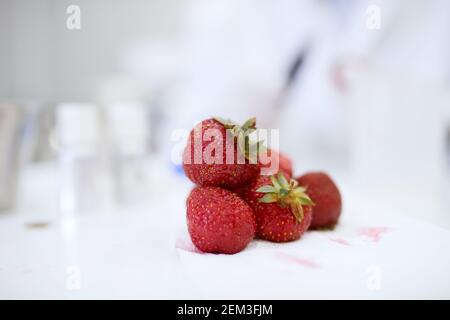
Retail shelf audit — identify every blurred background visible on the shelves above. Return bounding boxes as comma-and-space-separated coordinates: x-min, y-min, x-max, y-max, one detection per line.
1, 0, 450, 228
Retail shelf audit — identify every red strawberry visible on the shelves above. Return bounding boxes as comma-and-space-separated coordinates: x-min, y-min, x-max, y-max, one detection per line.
183, 118, 261, 189
239, 172, 313, 242
259, 149, 293, 177
297, 172, 342, 229
186, 186, 256, 254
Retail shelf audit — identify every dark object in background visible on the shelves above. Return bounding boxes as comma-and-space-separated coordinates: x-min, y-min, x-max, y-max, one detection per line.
286, 48, 308, 87
276, 44, 310, 109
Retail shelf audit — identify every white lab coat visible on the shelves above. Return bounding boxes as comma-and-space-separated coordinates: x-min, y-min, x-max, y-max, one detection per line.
278, 0, 450, 173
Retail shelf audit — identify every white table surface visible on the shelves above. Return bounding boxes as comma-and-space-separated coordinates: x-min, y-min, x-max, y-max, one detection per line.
1, 163, 450, 299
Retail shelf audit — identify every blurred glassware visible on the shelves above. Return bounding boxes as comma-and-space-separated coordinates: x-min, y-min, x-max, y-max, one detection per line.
0, 103, 23, 212
15, 101, 57, 166
446, 115, 450, 217
31, 103, 57, 163
106, 101, 150, 206
56, 103, 101, 215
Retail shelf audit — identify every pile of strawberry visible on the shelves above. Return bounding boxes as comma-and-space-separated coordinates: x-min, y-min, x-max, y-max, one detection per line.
182, 118, 342, 254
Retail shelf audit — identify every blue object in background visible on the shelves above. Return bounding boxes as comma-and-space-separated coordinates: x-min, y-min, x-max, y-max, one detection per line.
172, 163, 185, 177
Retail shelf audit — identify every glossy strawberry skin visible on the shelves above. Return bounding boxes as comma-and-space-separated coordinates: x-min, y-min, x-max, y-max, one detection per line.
183, 119, 260, 189
297, 172, 342, 229
239, 175, 312, 242
186, 186, 256, 254
260, 149, 293, 177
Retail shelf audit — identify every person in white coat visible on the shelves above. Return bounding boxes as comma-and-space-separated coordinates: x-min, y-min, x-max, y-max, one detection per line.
168, 0, 450, 205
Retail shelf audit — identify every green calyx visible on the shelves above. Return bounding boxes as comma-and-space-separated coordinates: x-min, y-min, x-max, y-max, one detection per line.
256, 172, 315, 223
214, 117, 265, 161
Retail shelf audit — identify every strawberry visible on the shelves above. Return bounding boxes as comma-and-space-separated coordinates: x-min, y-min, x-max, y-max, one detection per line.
259, 149, 293, 177
186, 186, 256, 254
297, 172, 342, 229
182, 118, 261, 189
239, 172, 313, 242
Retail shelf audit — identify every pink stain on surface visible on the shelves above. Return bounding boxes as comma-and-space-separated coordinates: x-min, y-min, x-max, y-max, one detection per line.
275, 252, 319, 269
175, 238, 204, 254
358, 227, 390, 242
329, 238, 351, 246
